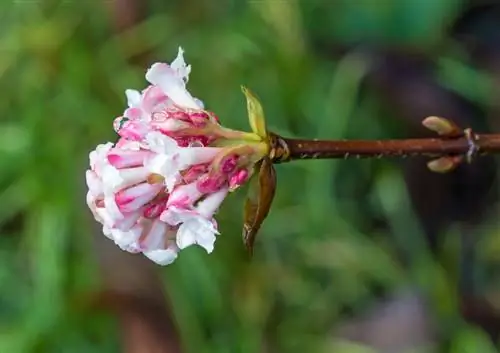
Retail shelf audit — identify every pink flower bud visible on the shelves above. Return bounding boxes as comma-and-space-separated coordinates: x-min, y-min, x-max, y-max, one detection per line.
189, 111, 210, 128
196, 174, 226, 194
115, 182, 164, 213
107, 149, 152, 169
221, 155, 238, 174
167, 182, 203, 208
229, 168, 249, 189
182, 164, 209, 183
143, 202, 167, 219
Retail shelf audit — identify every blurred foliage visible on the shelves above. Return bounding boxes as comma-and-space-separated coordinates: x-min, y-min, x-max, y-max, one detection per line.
1, 0, 500, 352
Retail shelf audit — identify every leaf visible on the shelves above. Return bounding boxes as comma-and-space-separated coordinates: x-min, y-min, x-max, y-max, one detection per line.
243, 157, 276, 255
241, 86, 267, 138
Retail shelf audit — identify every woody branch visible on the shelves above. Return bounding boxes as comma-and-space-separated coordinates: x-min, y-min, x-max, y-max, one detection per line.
269, 117, 500, 171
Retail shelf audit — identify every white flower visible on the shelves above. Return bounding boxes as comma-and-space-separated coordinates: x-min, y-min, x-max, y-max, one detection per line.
144, 131, 221, 191
161, 187, 228, 253
145, 47, 202, 110
86, 47, 268, 266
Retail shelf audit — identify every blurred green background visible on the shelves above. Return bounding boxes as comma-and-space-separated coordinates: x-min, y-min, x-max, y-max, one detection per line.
2, 0, 500, 352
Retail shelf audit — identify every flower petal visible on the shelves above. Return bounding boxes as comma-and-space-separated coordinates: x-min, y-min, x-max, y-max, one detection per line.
125, 89, 142, 108
143, 248, 178, 265
86, 170, 103, 197
108, 149, 152, 169
111, 224, 143, 251
141, 85, 169, 113
177, 217, 217, 253
196, 187, 229, 218
170, 47, 191, 81
167, 182, 203, 208
145, 62, 200, 110
145, 131, 179, 154
178, 147, 221, 167
115, 182, 163, 213
138, 219, 167, 251
101, 166, 150, 192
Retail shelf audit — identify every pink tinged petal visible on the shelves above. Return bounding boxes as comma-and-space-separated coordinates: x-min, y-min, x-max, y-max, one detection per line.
153, 118, 191, 133
96, 205, 121, 227
102, 193, 124, 222
143, 247, 178, 265
182, 164, 208, 183
138, 219, 167, 251
167, 182, 203, 208
111, 224, 143, 251
102, 166, 150, 191
117, 120, 150, 141
114, 137, 141, 150
160, 206, 186, 226
145, 62, 200, 110
167, 110, 192, 123
189, 114, 209, 128
114, 210, 141, 231
124, 107, 143, 120
144, 154, 180, 190
145, 131, 179, 154
125, 89, 142, 107
87, 192, 103, 222
107, 150, 152, 169
115, 182, 164, 213
118, 167, 151, 184
143, 202, 167, 219
196, 187, 229, 218
142, 85, 169, 113
89, 143, 113, 171
160, 206, 200, 227
86, 170, 103, 197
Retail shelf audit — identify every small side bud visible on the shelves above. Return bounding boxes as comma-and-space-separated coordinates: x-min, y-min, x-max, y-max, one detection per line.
427, 156, 463, 173
422, 116, 462, 137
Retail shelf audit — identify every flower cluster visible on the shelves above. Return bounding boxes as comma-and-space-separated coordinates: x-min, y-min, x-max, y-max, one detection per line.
86, 48, 268, 265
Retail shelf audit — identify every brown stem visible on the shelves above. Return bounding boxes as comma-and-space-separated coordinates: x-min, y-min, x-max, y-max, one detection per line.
270, 131, 500, 163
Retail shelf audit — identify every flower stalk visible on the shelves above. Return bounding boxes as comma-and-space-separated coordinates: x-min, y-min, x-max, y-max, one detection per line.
271, 132, 500, 161
269, 118, 500, 173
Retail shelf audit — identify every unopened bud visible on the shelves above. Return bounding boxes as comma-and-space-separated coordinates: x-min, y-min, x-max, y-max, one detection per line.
422, 116, 462, 137
427, 155, 463, 173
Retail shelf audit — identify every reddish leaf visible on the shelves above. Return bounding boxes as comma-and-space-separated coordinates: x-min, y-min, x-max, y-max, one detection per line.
243, 157, 277, 255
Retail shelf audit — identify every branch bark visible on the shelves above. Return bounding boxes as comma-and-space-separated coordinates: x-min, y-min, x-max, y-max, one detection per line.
271, 131, 500, 163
